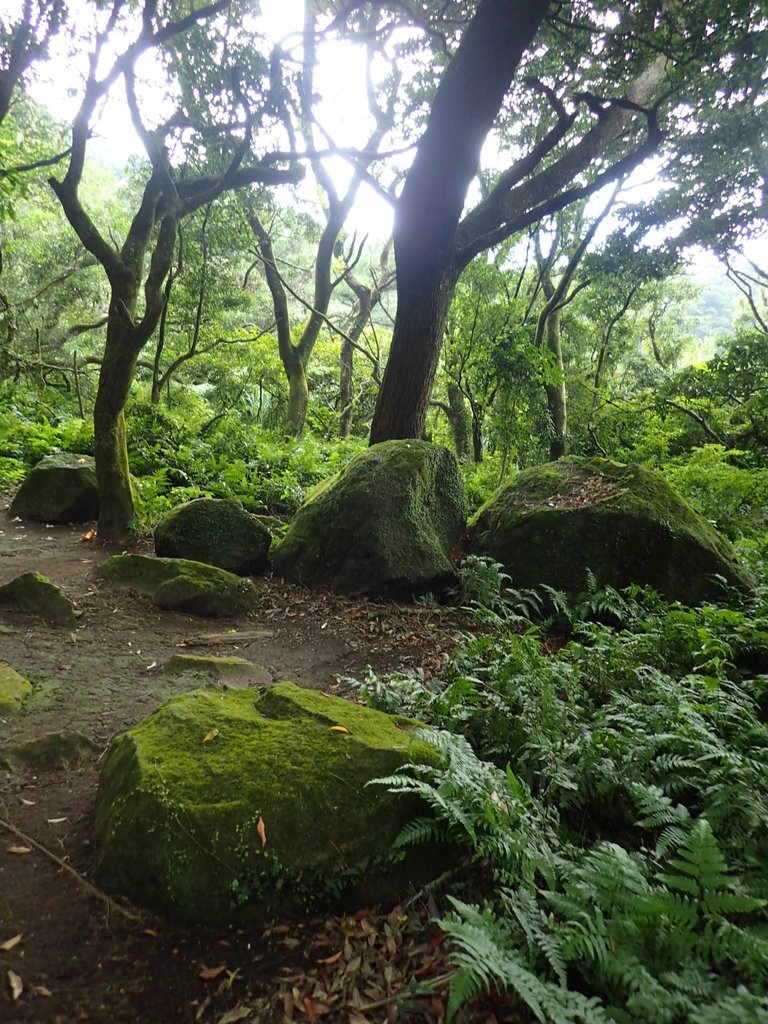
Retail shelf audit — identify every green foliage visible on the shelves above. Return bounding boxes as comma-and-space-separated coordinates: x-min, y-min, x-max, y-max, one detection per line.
366, 580, 768, 1021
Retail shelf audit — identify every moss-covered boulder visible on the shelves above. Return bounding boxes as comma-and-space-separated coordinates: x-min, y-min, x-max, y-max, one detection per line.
94, 682, 430, 923
154, 498, 271, 576
10, 453, 99, 523
0, 663, 32, 713
272, 440, 467, 598
1, 731, 96, 771
0, 572, 79, 626
99, 554, 259, 617
469, 457, 753, 604
163, 654, 273, 686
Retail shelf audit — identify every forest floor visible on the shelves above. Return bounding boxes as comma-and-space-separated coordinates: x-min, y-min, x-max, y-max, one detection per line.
0, 497, 510, 1024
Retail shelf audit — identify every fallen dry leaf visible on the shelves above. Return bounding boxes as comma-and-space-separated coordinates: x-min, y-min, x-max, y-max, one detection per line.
256, 816, 267, 847
0, 934, 22, 952
33, 985, 53, 997
7, 846, 31, 855
218, 1005, 252, 1023
203, 729, 220, 743
46, 817, 68, 825
7, 968, 23, 1000
329, 725, 349, 734
19, 798, 35, 806
80, 528, 96, 541
199, 964, 228, 982
316, 951, 342, 965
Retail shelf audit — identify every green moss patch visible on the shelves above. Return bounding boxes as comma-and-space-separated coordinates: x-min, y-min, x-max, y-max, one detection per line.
1, 731, 96, 771
99, 554, 259, 617
272, 440, 467, 599
94, 682, 429, 924
469, 457, 753, 604
10, 453, 99, 523
154, 498, 271, 576
0, 571, 79, 626
0, 663, 32, 713
163, 654, 272, 686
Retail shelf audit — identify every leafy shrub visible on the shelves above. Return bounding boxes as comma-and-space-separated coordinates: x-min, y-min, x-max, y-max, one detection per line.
364, 587, 768, 1021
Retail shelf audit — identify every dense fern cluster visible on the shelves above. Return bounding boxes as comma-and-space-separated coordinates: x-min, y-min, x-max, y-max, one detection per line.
364, 578, 768, 1022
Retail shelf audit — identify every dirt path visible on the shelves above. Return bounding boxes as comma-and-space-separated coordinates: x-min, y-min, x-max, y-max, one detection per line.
0, 500, 468, 1024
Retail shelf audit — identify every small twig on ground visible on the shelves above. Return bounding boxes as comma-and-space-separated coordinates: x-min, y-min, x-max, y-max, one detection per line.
0, 815, 144, 923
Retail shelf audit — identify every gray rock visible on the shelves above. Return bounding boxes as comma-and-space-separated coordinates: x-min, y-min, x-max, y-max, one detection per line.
272, 440, 467, 599
10, 453, 99, 523
154, 498, 271, 576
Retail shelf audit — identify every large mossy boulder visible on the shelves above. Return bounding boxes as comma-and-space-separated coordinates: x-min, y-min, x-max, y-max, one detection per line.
0, 571, 79, 626
154, 498, 271, 576
272, 440, 467, 598
10, 453, 99, 523
469, 457, 753, 605
93, 682, 430, 923
99, 554, 258, 617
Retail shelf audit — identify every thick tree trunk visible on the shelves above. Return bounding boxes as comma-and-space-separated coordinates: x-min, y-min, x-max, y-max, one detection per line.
286, 361, 309, 436
369, 0, 551, 443
369, 270, 455, 442
93, 311, 141, 543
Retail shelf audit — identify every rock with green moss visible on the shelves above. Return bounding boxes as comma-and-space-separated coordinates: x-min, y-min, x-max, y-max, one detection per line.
272, 440, 467, 599
0, 663, 32, 713
93, 681, 431, 923
1, 731, 96, 770
163, 654, 272, 686
10, 453, 99, 523
99, 554, 259, 617
469, 457, 753, 604
0, 572, 79, 626
154, 499, 271, 576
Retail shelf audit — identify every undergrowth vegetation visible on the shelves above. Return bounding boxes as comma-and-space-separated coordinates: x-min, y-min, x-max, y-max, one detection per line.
361, 567, 768, 1022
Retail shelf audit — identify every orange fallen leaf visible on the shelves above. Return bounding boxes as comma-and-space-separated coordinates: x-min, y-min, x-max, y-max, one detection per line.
7, 968, 23, 1000
256, 816, 267, 847
316, 950, 342, 965
0, 934, 22, 952
199, 964, 228, 981
80, 528, 95, 541
329, 725, 349, 734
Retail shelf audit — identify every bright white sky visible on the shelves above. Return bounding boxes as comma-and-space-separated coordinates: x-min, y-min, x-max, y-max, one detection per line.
25, 0, 764, 269
29, 0, 396, 238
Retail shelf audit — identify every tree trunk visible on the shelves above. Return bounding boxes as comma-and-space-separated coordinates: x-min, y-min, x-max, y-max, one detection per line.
339, 339, 354, 438
93, 310, 141, 543
287, 360, 309, 435
447, 382, 471, 461
543, 302, 567, 460
472, 413, 484, 463
369, 269, 455, 442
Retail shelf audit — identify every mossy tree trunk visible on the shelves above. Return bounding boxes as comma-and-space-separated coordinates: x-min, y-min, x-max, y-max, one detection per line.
48, 5, 302, 542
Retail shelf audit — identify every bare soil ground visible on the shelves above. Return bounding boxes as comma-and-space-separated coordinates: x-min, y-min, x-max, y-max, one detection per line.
0, 499, 495, 1024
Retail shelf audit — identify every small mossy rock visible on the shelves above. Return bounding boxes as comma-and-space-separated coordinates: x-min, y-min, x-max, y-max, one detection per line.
0, 663, 32, 713
469, 457, 753, 604
164, 654, 273, 686
154, 499, 271, 576
10, 453, 99, 523
99, 555, 258, 617
272, 440, 467, 599
0, 572, 79, 626
93, 682, 429, 924
1, 731, 96, 771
